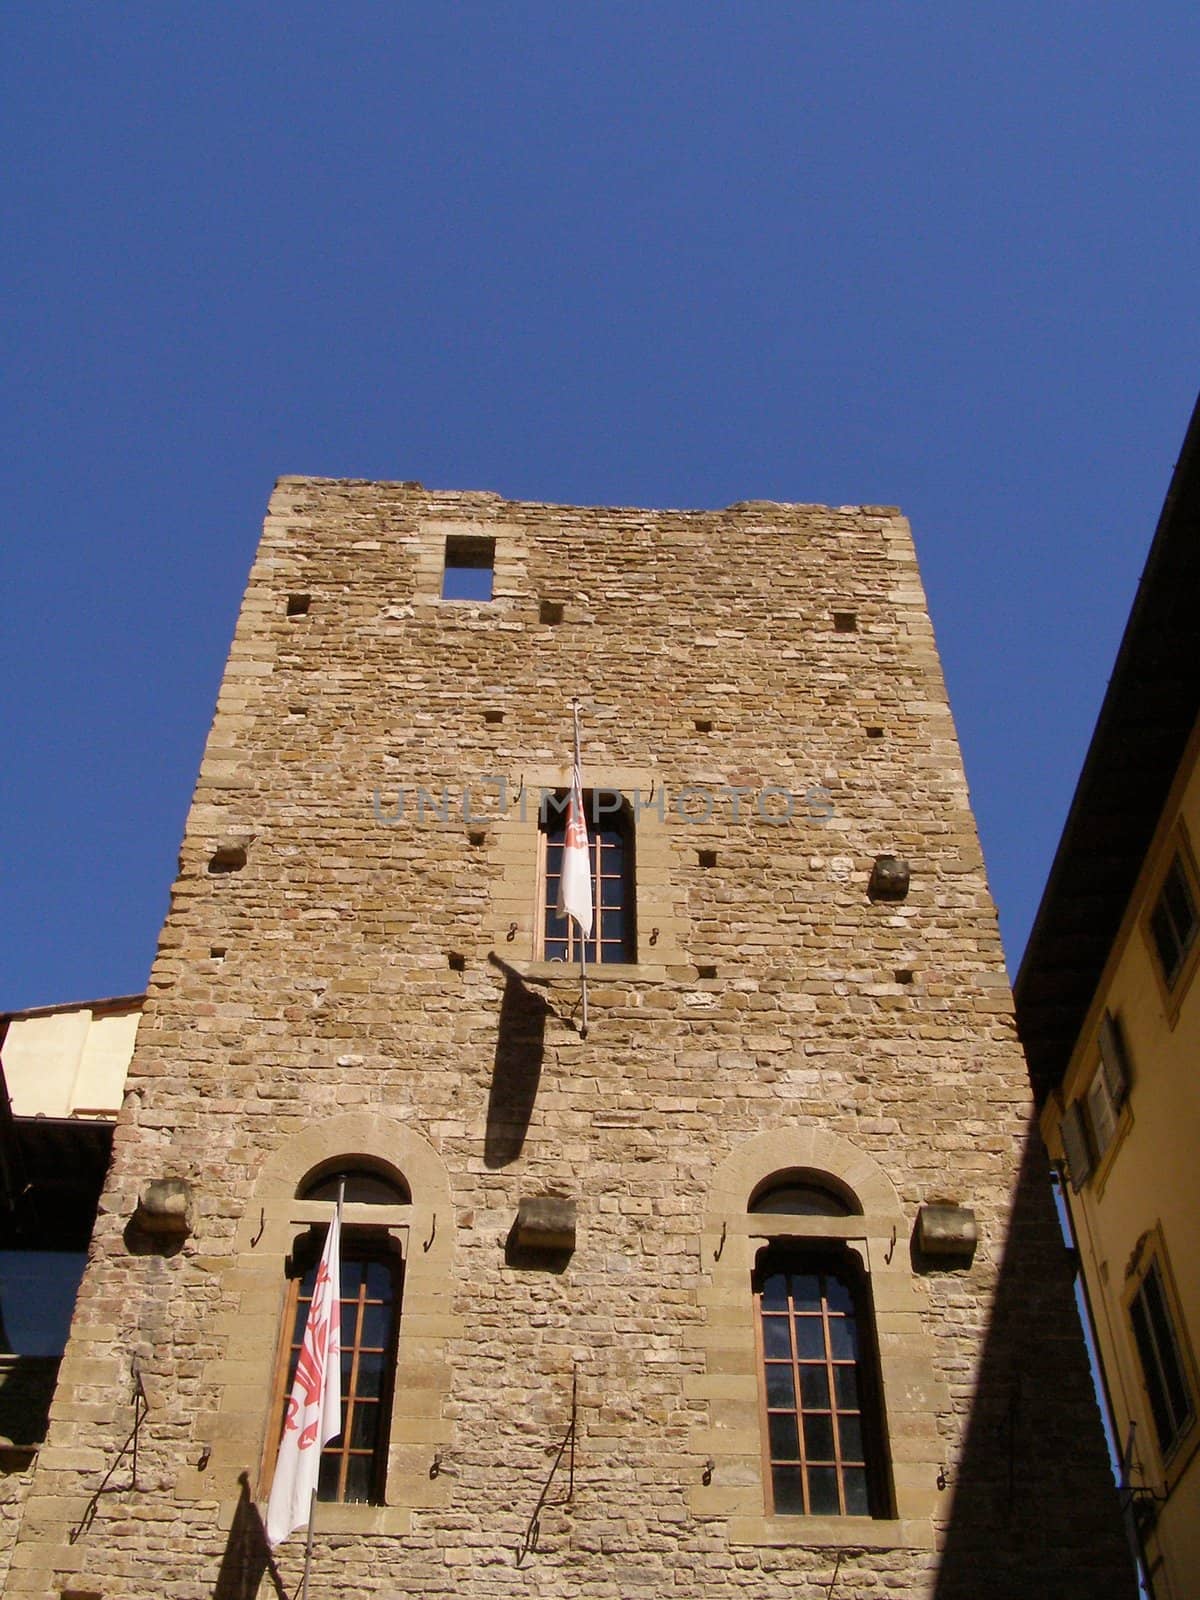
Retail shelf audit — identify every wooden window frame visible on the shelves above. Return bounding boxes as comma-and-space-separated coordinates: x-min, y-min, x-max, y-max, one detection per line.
261, 1228, 404, 1507
1123, 1229, 1199, 1485
535, 788, 636, 964
752, 1243, 890, 1520
1144, 834, 1200, 1019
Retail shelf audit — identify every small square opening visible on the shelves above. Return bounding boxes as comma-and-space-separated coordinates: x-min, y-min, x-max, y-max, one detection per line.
539, 600, 565, 625
698, 849, 718, 869
448, 952, 466, 972
484, 709, 504, 725
442, 536, 496, 601
287, 593, 311, 617
833, 611, 857, 633
694, 718, 714, 733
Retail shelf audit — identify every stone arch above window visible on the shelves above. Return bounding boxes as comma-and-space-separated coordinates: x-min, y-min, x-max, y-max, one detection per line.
251, 1111, 450, 1215
710, 1127, 902, 1227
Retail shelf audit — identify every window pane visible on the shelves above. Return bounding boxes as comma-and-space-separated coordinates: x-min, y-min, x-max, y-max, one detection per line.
601, 875, 625, 907
343, 1453, 374, 1503
356, 1350, 386, 1400
1144, 1267, 1192, 1432
1164, 866, 1196, 946
750, 1185, 853, 1217
350, 1399, 380, 1449
765, 1364, 796, 1409
1131, 1293, 1174, 1451
317, 1451, 341, 1499
756, 1247, 884, 1521
829, 1318, 859, 1361
844, 1467, 870, 1515
803, 1413, 835, 1461
834, 1365, 860, 1409
760, 1272, 789, 1311
824, 1274, 854, 1315
772, 1464, 805, 1515
768, 1412, 800, 1461
360, 1298, 389, 1348
790, 1273, 822, 1312
799, 1364, 830, 1410
301, 1172, 409, 1204
837, 1412, 864, 1462
794, 1317, 826, 1360
1151, 903, 1182, 981
807, 1466, 839, 1515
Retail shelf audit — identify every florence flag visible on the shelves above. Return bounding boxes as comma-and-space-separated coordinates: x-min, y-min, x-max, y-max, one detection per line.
266, 1211, 342, 1547
556, 756, 593, 939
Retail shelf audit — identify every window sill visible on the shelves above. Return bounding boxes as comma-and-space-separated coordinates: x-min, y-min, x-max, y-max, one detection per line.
726, 1514, 934, 1550
212, 1492, 412, 1537
498, 956, 666, 984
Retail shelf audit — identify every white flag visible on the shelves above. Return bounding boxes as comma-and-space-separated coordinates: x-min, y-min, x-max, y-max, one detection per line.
556, 757, 593, 938
266, 1211, 342, 1547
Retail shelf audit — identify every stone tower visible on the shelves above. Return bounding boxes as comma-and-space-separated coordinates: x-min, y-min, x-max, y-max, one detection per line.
7, 481, 1134, 1597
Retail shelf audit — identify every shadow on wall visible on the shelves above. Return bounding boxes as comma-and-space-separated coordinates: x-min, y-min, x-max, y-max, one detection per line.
212, 1473, 285, 1600
933, 1119, 1138, 1599
484, 974, 548, 1169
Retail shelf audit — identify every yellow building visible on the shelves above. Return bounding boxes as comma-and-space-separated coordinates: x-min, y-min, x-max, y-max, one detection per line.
1016, 395, 1200, 1599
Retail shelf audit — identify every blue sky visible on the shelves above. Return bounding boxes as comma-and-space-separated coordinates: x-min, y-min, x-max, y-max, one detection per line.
2, 3, 1197, 1009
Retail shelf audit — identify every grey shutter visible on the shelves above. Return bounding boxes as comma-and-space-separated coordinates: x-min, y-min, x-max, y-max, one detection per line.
1060, 1101, 1093, 1192
1098, 1012, 1131, 1108
1086, 1069, 1118, 1159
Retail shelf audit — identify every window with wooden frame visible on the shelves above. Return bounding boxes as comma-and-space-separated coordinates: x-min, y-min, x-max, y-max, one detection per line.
1126, 1235, 1197, 1470
1060, 1011, 1133, 1192
263, 1167, 409, 1507
538, 789, 636, 964
1148, 850, 1199, 992
752, 1242, 889, 1518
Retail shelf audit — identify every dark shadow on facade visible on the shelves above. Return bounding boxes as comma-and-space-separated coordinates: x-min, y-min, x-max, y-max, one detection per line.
212, 1472, 285, 1600
933, 1119, 1138, 1598
0, 1354, 58, 1450
485, 974, 548, 1169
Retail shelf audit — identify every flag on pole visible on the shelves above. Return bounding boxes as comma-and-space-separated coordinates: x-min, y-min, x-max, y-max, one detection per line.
556, 755, 593, 938
266, 1211, 342, 1548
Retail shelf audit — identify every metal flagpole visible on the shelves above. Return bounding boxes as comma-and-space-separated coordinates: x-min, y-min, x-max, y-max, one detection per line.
572, 698, 589, 1039
298, 1178, 344, 1600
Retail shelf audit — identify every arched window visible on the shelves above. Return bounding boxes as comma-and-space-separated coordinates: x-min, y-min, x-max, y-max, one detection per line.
539, 789, 636, 963
749, 1171, 890, 1520
262, 1162, 409, 1507
749, 1171, 860, 1218
300, 1164, 411, 1206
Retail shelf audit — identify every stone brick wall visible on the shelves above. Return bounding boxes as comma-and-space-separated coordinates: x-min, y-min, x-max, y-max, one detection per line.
5, 481, 1135, 1597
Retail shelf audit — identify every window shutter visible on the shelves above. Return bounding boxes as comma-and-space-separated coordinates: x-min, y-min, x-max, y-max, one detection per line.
1098, 1012, 1131, 1108
1060, 1101, 1092, 1192
1087, 1070, 1118, 1160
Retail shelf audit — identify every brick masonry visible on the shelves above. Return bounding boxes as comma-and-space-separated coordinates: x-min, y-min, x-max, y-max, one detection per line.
6, 482, 1135, 1596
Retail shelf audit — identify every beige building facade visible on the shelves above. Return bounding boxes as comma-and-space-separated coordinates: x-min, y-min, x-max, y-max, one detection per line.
5, 481, 1132, 1596
1017, 395, 1200, 1600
